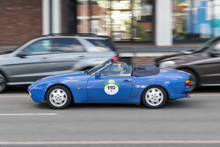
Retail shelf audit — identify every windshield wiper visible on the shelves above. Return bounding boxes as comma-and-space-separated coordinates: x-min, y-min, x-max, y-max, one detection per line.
84, 69, 90, 74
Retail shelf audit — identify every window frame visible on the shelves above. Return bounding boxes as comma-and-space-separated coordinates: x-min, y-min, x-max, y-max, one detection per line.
99, 62, 133, 77
52, 37, 86, 53
21, 38, 54, 56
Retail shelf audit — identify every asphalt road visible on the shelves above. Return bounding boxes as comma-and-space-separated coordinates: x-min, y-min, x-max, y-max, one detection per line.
0, 86, 220, 147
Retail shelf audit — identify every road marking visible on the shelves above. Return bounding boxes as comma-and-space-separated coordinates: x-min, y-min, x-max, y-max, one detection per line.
0, 95, 29, 98
0, 113, 56, 116
0, 140, 220, 145
191, 93, 220, 96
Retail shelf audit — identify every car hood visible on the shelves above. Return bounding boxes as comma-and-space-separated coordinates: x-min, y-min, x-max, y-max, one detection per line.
156, 50, 194, 62
155, 50, 202, 65
40, 71, 88, 82
0, 53, 11, 59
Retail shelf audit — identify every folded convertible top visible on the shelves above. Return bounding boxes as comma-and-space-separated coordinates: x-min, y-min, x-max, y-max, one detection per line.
133, 64, 160, 77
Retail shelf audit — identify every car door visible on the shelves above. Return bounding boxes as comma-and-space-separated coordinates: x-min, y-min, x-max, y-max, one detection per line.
47, 38, 87, 75
87, 63, 133, 103
3, 39, 53, 84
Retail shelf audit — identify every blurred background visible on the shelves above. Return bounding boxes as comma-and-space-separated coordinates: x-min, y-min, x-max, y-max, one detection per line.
1, 1, 220, 144
1, 0, 220, 65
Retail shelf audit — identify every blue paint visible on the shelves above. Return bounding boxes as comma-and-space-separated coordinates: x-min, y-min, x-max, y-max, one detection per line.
28, 60, 191, 106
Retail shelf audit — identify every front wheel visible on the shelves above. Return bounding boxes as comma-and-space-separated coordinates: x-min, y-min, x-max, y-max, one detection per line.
142, 86, 167, 109
46, 85, 72, 109
0, 74, 7, 93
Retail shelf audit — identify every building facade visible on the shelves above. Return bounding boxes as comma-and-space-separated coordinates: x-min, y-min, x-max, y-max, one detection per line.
0, 0, 42, 46
173, 0, 220, 42
0, 0, 219, 47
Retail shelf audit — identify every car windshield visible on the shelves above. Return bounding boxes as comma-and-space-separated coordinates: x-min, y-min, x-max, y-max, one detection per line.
193, 37, 220, 53
85, 60, 110, 75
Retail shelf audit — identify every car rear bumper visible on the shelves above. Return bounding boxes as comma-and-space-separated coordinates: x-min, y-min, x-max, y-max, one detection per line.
183, 90, 191, 93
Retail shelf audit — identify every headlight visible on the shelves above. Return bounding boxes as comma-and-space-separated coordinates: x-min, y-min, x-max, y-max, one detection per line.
159, 61, 176, 68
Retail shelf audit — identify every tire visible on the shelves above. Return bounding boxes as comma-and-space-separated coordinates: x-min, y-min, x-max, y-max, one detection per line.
0, 74, 7, 93
142, 86, 167, 109
46, 85, 72, 109
180, 69, 197, 92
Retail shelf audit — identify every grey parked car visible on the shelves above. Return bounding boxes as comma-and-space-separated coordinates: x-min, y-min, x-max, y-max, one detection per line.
0, 34, 118, 93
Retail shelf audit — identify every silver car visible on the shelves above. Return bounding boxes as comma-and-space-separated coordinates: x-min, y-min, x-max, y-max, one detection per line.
0, 34, 118, 92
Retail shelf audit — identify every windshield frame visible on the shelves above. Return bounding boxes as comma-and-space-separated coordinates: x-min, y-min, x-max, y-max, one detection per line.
85, 59, 113, 75
193, 37, 220, 53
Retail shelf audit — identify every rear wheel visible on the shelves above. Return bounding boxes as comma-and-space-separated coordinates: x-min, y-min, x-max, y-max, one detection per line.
0, 74, 7, 93
142, 86, 167, 109
46, 85, 72, 109
180, 69, 197, 92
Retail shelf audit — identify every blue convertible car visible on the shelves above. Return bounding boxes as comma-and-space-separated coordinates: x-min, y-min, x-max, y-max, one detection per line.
28, 59, 191, 109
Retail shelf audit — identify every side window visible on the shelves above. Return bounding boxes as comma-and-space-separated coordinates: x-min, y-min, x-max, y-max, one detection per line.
108, 63, 132, 76
100, 65, 111, 76
53, 38, 84, 53
23, 39, 53, 55
86, 39, 115, 51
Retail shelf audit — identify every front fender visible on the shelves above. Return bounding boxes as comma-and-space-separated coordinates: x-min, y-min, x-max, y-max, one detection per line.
29, 77, 89, 103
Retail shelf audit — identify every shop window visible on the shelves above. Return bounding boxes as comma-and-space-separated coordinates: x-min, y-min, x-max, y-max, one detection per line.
173, 0, 220, 40
77, 0, 153, 42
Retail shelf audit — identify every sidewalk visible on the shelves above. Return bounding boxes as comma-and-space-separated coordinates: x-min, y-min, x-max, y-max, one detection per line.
114, 43, 202, 57
0, 46, 18, 53
115, 43, 201, 52
115, 43, 202, 66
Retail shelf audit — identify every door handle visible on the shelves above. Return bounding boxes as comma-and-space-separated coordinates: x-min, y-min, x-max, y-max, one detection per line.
40, 57, 47, 61
123, 80, 131, 83
78, 55, 84, 58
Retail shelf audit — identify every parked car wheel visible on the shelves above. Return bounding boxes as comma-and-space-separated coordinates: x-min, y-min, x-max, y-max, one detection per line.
46, 85, 72, 109
142, 86, 167, 109
0, 74, 7, 93
180, 69, 197, 92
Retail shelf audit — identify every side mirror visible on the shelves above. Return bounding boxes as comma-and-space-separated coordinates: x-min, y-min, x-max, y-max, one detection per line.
95, 72, 100, 79
210, 49, 220, 57
17, 51, 27, 58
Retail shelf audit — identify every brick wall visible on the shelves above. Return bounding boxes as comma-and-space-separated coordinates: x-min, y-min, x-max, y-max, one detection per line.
138, 22, 152, 31
0, 0, 42, 46
131, 56, 158, 66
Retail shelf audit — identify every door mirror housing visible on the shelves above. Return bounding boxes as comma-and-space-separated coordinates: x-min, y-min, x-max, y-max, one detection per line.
95, 72, 100, 79
17, 51, 27, 58
210, 49, 220, 57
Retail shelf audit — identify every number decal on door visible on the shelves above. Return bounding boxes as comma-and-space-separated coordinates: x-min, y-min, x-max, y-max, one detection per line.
103, 79, 119, 95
